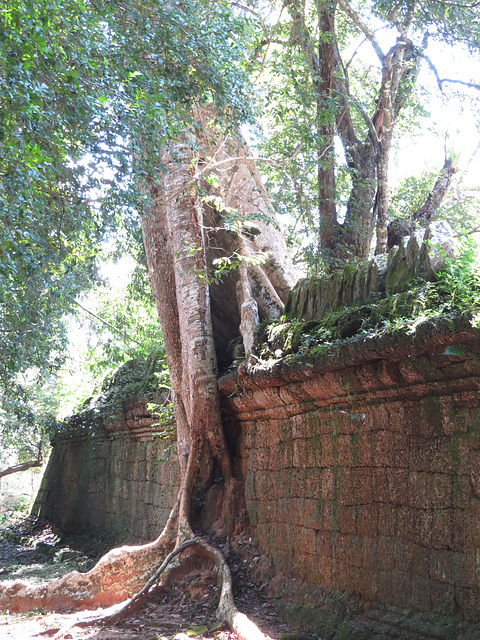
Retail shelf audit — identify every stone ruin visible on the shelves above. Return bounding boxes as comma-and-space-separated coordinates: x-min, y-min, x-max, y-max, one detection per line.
32, 219, 480, 639
286, 220, 455, 321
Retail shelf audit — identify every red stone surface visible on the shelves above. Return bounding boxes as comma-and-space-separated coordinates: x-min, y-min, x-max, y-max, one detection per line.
221, 325, 480, 623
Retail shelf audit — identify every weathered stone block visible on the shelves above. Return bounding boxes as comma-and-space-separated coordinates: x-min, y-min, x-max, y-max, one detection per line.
431, 508, 454, 550
288, 221, 455, 319
338, 506, 357, 535
36, 325, 480, 631
427, 473, 453, 509
419, 221, 455, 277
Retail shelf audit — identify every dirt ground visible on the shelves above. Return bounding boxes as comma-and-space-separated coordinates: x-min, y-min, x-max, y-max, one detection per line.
0, 507, 294, 640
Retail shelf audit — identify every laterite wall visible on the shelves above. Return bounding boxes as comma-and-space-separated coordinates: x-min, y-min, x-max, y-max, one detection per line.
32, 400, 180, 542
34, 320, 480, 631
220, 320, 480, 624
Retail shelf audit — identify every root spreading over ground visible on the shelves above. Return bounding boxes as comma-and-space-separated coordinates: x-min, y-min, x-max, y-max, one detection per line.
0, 514, 291, 640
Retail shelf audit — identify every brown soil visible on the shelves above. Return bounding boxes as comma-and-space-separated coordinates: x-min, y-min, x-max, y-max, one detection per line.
0, 518, 293, 640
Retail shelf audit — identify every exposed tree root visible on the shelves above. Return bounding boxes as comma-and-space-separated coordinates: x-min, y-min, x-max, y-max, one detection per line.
18, 535, 268, 640
39, 538, 201, 640
195, 538, 267, 640
0, 501, 179, 613
0, 481, 267, 640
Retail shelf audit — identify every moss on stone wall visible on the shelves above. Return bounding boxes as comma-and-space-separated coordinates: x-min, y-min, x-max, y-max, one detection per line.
55, 350, 168, 439
258, 281, 478, 364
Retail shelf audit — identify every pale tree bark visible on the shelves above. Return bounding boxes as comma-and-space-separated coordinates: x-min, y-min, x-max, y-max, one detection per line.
143, 138, 233, 543
283, 0, 427, 260
190, 106, 297, 358
411, 157, 456, 222
335, 0, 425, 257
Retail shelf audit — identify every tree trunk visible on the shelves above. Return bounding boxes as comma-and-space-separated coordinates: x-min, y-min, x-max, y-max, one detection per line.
340, 142, 378, 259
411, 157, 456, 222
191, 106, 297, 360
0, 110, 296, 639
333, 4, 425, 260
317, 3, 338, 254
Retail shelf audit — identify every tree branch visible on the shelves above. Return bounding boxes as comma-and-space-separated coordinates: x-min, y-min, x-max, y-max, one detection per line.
429, 0, 480, 7
332, 45, 362, 151
411, 157, 457, 221
337, 0, 385, 62
424, 55, 480, 92
0, 459, 43, 479
439, 77, 480, 91
0, 441, 43, 478
164, 144, 305, 206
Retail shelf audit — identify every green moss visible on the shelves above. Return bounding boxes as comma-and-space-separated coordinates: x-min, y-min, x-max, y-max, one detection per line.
351, 432, 360, 466
259, 276, 480, 365
470, 407, 480, 435
276, 603, 344, 639
333, 623, 371, 640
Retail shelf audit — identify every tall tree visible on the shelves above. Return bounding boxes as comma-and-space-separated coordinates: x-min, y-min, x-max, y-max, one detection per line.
0, 1, 295, 635
0, 0, 479, 634
257, 0, 480, 265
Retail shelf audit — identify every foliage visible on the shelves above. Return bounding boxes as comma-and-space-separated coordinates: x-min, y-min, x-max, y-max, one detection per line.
251, 0, 480, 266
0, 0, 255, 460
435, 238, 480, 309
55, 349, 169, 439
0, 375, 56, 471
389, 172, 439, 223
1, 0, 480, 466
0, 0, 254, 380
389, 164, 480, 240
0, 0, 118, 382
0, 495, 30, 529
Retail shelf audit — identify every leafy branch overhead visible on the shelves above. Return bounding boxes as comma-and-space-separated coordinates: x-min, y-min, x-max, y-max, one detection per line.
255, 0, 480, 269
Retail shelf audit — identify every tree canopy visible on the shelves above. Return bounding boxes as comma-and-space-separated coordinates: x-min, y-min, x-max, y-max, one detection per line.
0, 0, 255, 462
254, 0, 480, 267
1, 0, 480, 484
1, 0, 480, 629
2, 0, 480, 377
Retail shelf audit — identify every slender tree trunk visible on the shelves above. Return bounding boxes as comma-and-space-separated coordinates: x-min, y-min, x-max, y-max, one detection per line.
333, 3, 425, 259
375, 46, 401, 255
332, 47, 378, 260
340, 142, 378, 259
317, 2, 338, 254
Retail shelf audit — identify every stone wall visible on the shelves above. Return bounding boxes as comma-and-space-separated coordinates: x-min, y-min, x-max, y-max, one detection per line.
33, 318, 480, 633
286, 221, 455, 321
32, 399, 180, 542
220, 317, 480, 626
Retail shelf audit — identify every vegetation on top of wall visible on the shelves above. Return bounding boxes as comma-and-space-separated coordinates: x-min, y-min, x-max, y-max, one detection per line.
257, 242, 480, 362
53, 350, 169, 439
